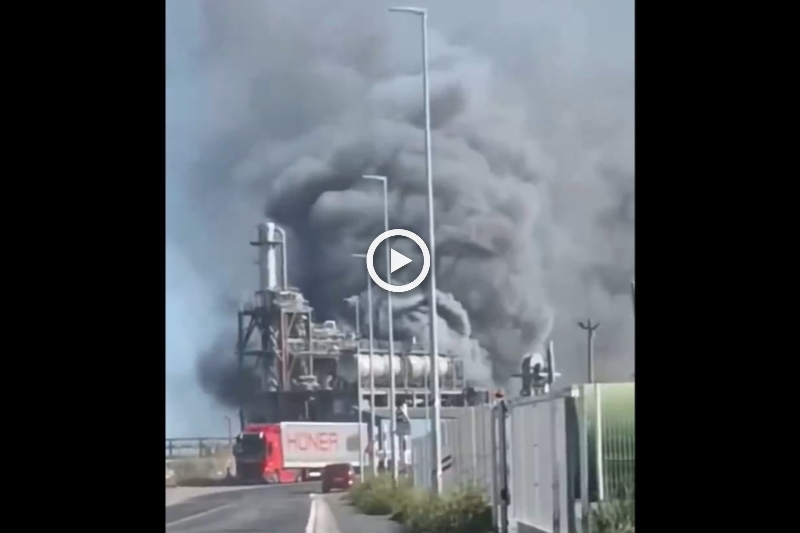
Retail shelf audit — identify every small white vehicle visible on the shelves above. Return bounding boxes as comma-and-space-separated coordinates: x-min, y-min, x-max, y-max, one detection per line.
165, 465, 177, 487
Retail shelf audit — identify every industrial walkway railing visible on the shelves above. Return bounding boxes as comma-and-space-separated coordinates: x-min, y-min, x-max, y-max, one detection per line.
165, 437, 232, 458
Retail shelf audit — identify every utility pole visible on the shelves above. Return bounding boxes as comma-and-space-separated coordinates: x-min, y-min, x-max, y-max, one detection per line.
362, 174, 398, 482
355, 297, 360, 337
578, 318, 604, 502
578, 319, 600, 384
630, 280, 635, 315
346, 295, 364, 473
388, 6, 441, 493
353, 252, 378, 476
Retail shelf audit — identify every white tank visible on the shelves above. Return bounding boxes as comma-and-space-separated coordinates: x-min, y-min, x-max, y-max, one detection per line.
405, 355, 453, 382
338, 354, 403, 383
338, 354, 455, 385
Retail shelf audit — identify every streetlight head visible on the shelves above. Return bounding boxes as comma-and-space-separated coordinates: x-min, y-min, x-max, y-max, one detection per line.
389, 6, 426, 15
362, 174, 387, 182
352, 253, 367, 259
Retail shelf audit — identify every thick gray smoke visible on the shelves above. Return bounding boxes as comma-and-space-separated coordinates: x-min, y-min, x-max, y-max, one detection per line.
366, 290, 493, 382
166, 0, 634, 425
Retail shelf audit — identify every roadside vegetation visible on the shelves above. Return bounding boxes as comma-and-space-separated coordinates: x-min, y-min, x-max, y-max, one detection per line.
348, 474, 634, 533
590, 485, 635, 533
166, 451, 233, 486
347, 474, 491, 533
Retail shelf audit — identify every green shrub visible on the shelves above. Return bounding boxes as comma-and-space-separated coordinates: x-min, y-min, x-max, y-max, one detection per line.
348, 474, 402, 515
403, 485, 491, 533
389, 483, 425, 523
349, 475, 492, 533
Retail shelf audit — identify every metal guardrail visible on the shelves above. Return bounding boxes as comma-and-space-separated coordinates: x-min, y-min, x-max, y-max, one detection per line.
165, 437, 233, 458
409, 383, 635, 533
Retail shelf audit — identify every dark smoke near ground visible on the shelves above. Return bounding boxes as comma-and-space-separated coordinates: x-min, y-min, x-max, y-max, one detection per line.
196, 332, 242, 408
166, 0, 634, 421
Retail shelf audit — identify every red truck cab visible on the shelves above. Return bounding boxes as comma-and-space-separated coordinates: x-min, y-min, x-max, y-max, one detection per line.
232, 424, 302, 484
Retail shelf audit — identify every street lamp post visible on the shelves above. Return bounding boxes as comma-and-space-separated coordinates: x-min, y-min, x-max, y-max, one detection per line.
579, 319, 604, 501
345, 296, 364, 476
362, 174, 398, 482
223, 415, 232, 446
388, 6, 442, 493
345, 296, 361, 338
353, 253, 378, 477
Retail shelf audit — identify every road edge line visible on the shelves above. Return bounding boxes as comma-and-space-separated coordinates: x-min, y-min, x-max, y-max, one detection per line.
306, 493, 318, 533
313, 495, 341, 533
165, 502, 235, 528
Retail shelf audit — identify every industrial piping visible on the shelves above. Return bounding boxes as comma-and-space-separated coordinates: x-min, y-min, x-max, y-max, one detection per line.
275, 225, 288, 290
255, 221, 289, 292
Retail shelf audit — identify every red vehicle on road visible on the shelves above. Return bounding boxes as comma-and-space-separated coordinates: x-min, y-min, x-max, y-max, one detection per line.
233, 422, 366, 484
233, 424, 299, 483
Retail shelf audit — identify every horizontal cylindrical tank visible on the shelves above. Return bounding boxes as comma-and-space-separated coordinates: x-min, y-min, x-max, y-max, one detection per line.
339, 354, 403, 383
405, 355, 452, 382
338, 354, 455, 384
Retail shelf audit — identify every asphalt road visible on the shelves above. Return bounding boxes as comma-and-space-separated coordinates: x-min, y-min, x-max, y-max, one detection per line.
165, 483, 316, 533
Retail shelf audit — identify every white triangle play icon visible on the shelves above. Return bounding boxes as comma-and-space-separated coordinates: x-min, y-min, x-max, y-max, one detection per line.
390, 249, 413, 273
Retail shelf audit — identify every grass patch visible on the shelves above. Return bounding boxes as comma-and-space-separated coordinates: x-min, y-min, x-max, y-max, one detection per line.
591, 485, 635, 533
349, 475, 635, 533
347, 473, 405, 515
402, 485, 492, 533
348, 474, 491, 533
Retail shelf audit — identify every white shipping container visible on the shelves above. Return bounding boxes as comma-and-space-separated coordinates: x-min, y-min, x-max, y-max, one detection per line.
280, 422, 368, 468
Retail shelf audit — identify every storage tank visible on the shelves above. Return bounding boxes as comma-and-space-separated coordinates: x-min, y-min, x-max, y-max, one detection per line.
338, 354, 403, 384
405, 355, 452, 383
338, 354, 456, 386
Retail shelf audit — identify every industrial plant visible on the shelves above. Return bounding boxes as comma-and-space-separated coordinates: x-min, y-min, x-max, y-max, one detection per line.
235, 221, 492, 432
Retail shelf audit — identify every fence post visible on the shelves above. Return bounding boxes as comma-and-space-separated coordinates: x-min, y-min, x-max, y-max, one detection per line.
551, 397, 561, 533
491, 404, 499, 529
498, 400, 510, 533
595, 384, 605, 501
578, 388, 591, 533
564, 391, 579, 533
471, 407, 478, 485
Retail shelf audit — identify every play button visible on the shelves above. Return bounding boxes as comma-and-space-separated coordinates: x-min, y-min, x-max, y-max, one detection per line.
390, 249, 413, 273
365, 229, 431, 293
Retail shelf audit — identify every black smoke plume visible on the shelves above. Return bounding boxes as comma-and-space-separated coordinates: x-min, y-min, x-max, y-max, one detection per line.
166, 0, 635, 422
